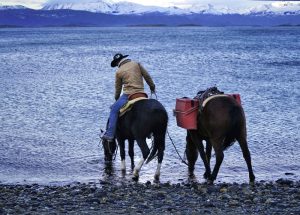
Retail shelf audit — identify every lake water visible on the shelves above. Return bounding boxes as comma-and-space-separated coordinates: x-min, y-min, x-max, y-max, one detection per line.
0, 27, 299, 185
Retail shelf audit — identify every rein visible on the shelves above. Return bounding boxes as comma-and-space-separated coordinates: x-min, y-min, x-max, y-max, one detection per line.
99, 132, 118, 161
152, 91, 189, 166
167, 130, 189, 166
150, 91, 158, 100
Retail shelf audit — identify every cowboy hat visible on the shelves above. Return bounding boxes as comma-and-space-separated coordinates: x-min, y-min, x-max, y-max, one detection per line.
111, 53, 129, 67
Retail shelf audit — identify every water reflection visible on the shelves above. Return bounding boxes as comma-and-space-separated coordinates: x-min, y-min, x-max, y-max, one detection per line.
103, 162, 115, 177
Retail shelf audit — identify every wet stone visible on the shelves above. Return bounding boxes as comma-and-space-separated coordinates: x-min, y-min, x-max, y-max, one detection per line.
244, 200, 253, 204
285, 172, 294, 176
207, 186, 219, 193
228, 200, 240, 207
221, 194, 232, 200
276, 179, 294, 186
265, 198, 277, 205
220, 187, 228, 193
204, 201, 215, 208
227, 185, 240, 193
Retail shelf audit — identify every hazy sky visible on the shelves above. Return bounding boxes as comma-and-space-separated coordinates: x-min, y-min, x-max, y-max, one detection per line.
0, 0, 298, 9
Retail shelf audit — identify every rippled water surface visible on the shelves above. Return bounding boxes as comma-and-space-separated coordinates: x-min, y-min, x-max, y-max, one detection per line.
0, 27, 299, 185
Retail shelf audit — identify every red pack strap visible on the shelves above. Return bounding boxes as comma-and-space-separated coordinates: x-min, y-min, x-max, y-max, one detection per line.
173, 106, 199, 116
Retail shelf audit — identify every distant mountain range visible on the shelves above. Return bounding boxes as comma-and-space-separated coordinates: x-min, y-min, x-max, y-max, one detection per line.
41, 0, 300, 15
0, 5, 28, 10
0, 0, 300, 27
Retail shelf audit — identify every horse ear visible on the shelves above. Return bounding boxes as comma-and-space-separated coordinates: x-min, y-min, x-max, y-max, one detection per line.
100, 129, 105, 137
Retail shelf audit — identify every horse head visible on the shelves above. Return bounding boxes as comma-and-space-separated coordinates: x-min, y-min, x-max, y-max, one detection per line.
100, 129, 117, 162
102, 138, 117, 162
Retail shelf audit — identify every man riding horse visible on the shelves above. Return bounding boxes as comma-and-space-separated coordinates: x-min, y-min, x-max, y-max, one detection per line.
102, 53, 156, 142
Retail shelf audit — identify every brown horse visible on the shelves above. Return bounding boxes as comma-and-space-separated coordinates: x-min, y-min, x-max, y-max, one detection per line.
185, 95, 255, 184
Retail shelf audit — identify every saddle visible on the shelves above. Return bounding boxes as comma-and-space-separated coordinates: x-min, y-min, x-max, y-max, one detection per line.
194, 87, 225, 111
119, 92, 148, 116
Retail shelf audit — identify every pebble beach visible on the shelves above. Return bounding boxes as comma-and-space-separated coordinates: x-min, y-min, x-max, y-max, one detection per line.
1, 179, 299, 214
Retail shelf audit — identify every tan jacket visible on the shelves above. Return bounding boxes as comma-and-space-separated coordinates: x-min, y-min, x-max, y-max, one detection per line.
115, 60, 155, 100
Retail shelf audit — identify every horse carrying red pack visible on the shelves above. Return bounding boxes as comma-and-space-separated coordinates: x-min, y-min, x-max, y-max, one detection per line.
174, 87, 255, 184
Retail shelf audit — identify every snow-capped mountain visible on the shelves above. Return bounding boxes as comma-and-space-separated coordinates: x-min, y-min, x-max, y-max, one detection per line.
42, 0, 231, 15
246, 2, 300, 15
186, 4, 231, 15
42, 0, 185, 15
0, 5, 28, 10
42, 0, 113, 13
41, 0, 300, 15
186, 2, 300, 15
109, 2, 186, 15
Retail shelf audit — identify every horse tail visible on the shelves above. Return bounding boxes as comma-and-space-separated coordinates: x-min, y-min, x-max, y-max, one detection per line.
145, 109, 168, 164
223, 105, 244, 151
145, 143, 158, 164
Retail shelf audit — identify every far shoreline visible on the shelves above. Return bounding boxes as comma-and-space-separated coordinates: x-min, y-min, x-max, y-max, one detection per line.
1, 24, 300, 29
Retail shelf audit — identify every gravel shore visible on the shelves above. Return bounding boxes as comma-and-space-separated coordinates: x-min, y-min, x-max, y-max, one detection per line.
1, 179, 300, 214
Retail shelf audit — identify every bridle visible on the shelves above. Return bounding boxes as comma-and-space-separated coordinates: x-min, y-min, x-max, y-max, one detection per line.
102, 139, 118, 161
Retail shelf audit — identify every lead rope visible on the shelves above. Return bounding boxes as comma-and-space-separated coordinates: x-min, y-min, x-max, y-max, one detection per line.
167, 129, 189, 166
152, 91, 189, 166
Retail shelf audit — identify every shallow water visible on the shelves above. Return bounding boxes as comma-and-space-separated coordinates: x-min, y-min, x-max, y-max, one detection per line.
0, 27, 299, 185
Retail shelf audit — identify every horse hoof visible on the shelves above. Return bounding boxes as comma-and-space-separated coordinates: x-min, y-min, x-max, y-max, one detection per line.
154, 174, 160, 182
249, 181, 255, 186
132, 170, 139, 181
153, 179, 159, 184
189, 173, 196, 179
188, 167, 195, 173
203, 172, 211, 179
188, 176, 197, 183
132, 175, 139, 181
207, 179, 214, 185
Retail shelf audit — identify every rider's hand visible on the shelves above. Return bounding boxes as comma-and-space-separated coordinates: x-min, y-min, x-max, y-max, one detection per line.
150, 86, 155, 94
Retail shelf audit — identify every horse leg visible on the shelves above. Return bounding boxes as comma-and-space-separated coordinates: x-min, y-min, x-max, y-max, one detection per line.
188, 130, 211, 179
118, 139, 126, 173
237, 137, 255, 183
128, 139, 135, 170
204, 140, 212, 179
185, 132, 198, 177
209, 138, 224, 183
133, 138, 150, 180
153, 135, 165, 182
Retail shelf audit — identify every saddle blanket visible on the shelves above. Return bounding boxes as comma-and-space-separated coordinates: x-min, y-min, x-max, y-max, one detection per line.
202, 94, 230, 108
119, 97, 148, 116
